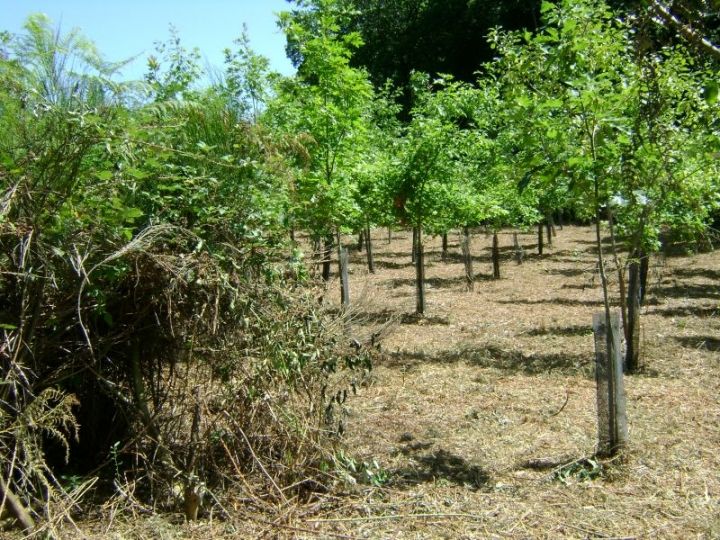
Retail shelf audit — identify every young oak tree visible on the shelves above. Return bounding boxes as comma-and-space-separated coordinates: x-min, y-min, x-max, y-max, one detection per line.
268, 0, 374, 301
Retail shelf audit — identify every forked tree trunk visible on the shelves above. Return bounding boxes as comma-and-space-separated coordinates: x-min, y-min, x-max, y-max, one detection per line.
414, 226, 425, 314
492, 232, 501, 279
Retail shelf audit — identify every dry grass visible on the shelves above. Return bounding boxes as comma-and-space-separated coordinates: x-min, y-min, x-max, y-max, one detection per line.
26, 225, 720, 539
320, 225, 720, 539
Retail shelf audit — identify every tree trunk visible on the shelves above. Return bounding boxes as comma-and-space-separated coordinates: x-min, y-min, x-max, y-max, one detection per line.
545, 216, 553, 246
414, 226, 425, 315
357, 230, 365, 252
441, 232, 449, 262
625, 250, 641, 373
365, 224, 375, 274
461, 227, 474, 290
339, 245, 350, 306
558, 210, 564, 230
322, 234, 333, 281
537, 222, 544, 256
492, 232, 501, 279
387, 226, 392, 244
290, 228, 296, 243
411, 227, 418, 264
639, 251, 649, 305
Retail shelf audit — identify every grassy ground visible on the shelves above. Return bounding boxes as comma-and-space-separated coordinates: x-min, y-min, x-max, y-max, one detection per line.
33, 225, 720, 538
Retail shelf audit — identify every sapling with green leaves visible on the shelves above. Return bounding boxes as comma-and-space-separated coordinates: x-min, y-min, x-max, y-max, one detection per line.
269, 0, 374, 299
491, 0, 719, 373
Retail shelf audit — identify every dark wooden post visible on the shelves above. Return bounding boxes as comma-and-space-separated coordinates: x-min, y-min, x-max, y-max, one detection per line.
593, 311, 628, 456
625, 251, 641, 373
365, 224, 375, 274
492, 232, 501, 279
411, 227, 418, 264
415, 226, 425, 314
340, 246, 350, 306
322, 234, 333, 281
537, 222, 544, 256
545, 216, 553, 246
461, 227, 474, 291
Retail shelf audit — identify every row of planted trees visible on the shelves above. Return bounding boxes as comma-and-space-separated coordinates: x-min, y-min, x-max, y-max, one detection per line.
0, 0, 718, 529
271, 0, 719, 369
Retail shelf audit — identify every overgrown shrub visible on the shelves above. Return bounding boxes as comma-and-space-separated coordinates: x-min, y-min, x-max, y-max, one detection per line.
0, 17, 370, 531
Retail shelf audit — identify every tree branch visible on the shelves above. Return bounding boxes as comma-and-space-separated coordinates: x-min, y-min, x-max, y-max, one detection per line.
649, 0, 720, 61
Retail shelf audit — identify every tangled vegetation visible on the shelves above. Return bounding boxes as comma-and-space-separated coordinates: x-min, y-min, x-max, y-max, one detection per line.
0, 0, 718, 535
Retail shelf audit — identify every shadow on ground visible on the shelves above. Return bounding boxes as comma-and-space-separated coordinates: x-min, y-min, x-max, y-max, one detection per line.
649, 305, 719, 318
526, 324, 593, 337
652, 284, 720, 301
387, 274, 493, 290
497, 298, 604, 307
384, 345, 592, 376
675, 335, 720, 352
391, 445, 490, 490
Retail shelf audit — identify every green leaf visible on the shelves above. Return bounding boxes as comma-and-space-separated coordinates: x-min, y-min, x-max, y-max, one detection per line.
516, 95, 532, 108
123, 207, 144, 221
96, 170, 113, 181
702, 81, 718, 104
127, 168, 150, 180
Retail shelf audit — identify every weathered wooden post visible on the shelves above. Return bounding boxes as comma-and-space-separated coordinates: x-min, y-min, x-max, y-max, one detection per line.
492, 232, 501, 279
545, 215, 553, 246
322, 235, 333, 281
340, 247, 350, 307
593, 311, 628, 456
415, 227, 425, 314
461, 227, 474, 290
537, 222, 544, 256
513, 232, 524, 265
365, 224, 375, 274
